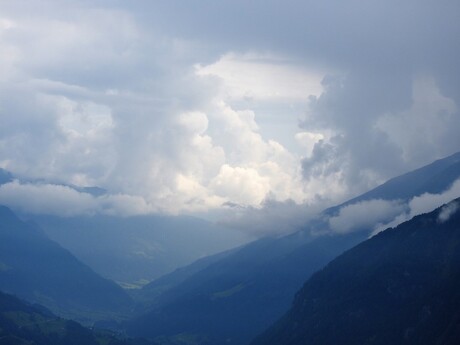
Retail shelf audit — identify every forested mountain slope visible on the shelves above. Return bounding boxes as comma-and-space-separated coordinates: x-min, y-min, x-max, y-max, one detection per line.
252, 198, 460, 345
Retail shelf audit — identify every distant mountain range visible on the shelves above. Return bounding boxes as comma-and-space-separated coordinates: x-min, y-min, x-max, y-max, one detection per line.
0, 206, 133, 324
32, 214, 250, 288
0, 168, 250, 288
252, 198, 460, 345
125, 151, 460, 345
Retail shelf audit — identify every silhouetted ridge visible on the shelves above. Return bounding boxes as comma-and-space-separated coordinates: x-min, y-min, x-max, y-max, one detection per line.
252, 198, 460, 345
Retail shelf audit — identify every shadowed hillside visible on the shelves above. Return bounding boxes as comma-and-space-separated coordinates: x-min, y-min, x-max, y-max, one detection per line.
252, 198, 460, 345
0, 206, 133, 324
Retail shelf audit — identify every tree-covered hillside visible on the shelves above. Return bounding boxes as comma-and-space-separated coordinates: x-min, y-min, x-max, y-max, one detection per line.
252, 198, 460, 345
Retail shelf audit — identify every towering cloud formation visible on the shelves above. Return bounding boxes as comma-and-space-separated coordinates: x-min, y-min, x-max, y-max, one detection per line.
0, 0, 459, 222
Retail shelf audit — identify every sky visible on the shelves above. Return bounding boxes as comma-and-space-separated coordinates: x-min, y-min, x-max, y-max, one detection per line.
0, 0, 459, 231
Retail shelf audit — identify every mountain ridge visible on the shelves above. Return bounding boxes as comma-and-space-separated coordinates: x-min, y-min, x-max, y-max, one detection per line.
0, 205, 133, 324
32, 214, 250, 287
125, 151, 460, 345
325, 151, 460, 215
251, 198, 460, 345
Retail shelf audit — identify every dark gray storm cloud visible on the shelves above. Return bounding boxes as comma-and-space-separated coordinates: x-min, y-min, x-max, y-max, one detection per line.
118, 0, 460, 194
120, 0, 458, 68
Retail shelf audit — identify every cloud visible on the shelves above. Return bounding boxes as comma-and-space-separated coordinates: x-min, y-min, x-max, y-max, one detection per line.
210, 165, 270, 206
195, 52, 323, 101
372, 178, 460, 235
121, 1, 460, 71
328, 199, 406, 234
301, 70, 460, 197
217, 198, 324, 237
329, 178, 460, 236
408, 179, 460, 217
0, 180, 158, 217
0, 181, 98, 216
377, 77, 458, 164
0, 0, 459, 231
0, 7, 316, 216
295, 132, 325, 158
438, 201, 460, 223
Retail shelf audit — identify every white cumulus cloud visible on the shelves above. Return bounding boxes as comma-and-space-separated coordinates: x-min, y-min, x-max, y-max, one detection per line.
0, 0, 459, 233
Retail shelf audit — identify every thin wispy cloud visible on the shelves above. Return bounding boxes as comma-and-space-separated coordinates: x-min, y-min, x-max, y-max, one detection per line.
371, 179, 460, 235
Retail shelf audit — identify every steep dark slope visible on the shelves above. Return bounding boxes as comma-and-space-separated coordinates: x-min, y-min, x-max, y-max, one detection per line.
126, 232, 366, 344
133, 247, 239, 307
0, 206, 132, 324
0, 290, 154, 345
252, 198, 460, 345
126, 152, 460, 345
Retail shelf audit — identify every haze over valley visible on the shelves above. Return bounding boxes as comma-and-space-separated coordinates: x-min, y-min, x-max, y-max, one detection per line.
1, 1, 460, 344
